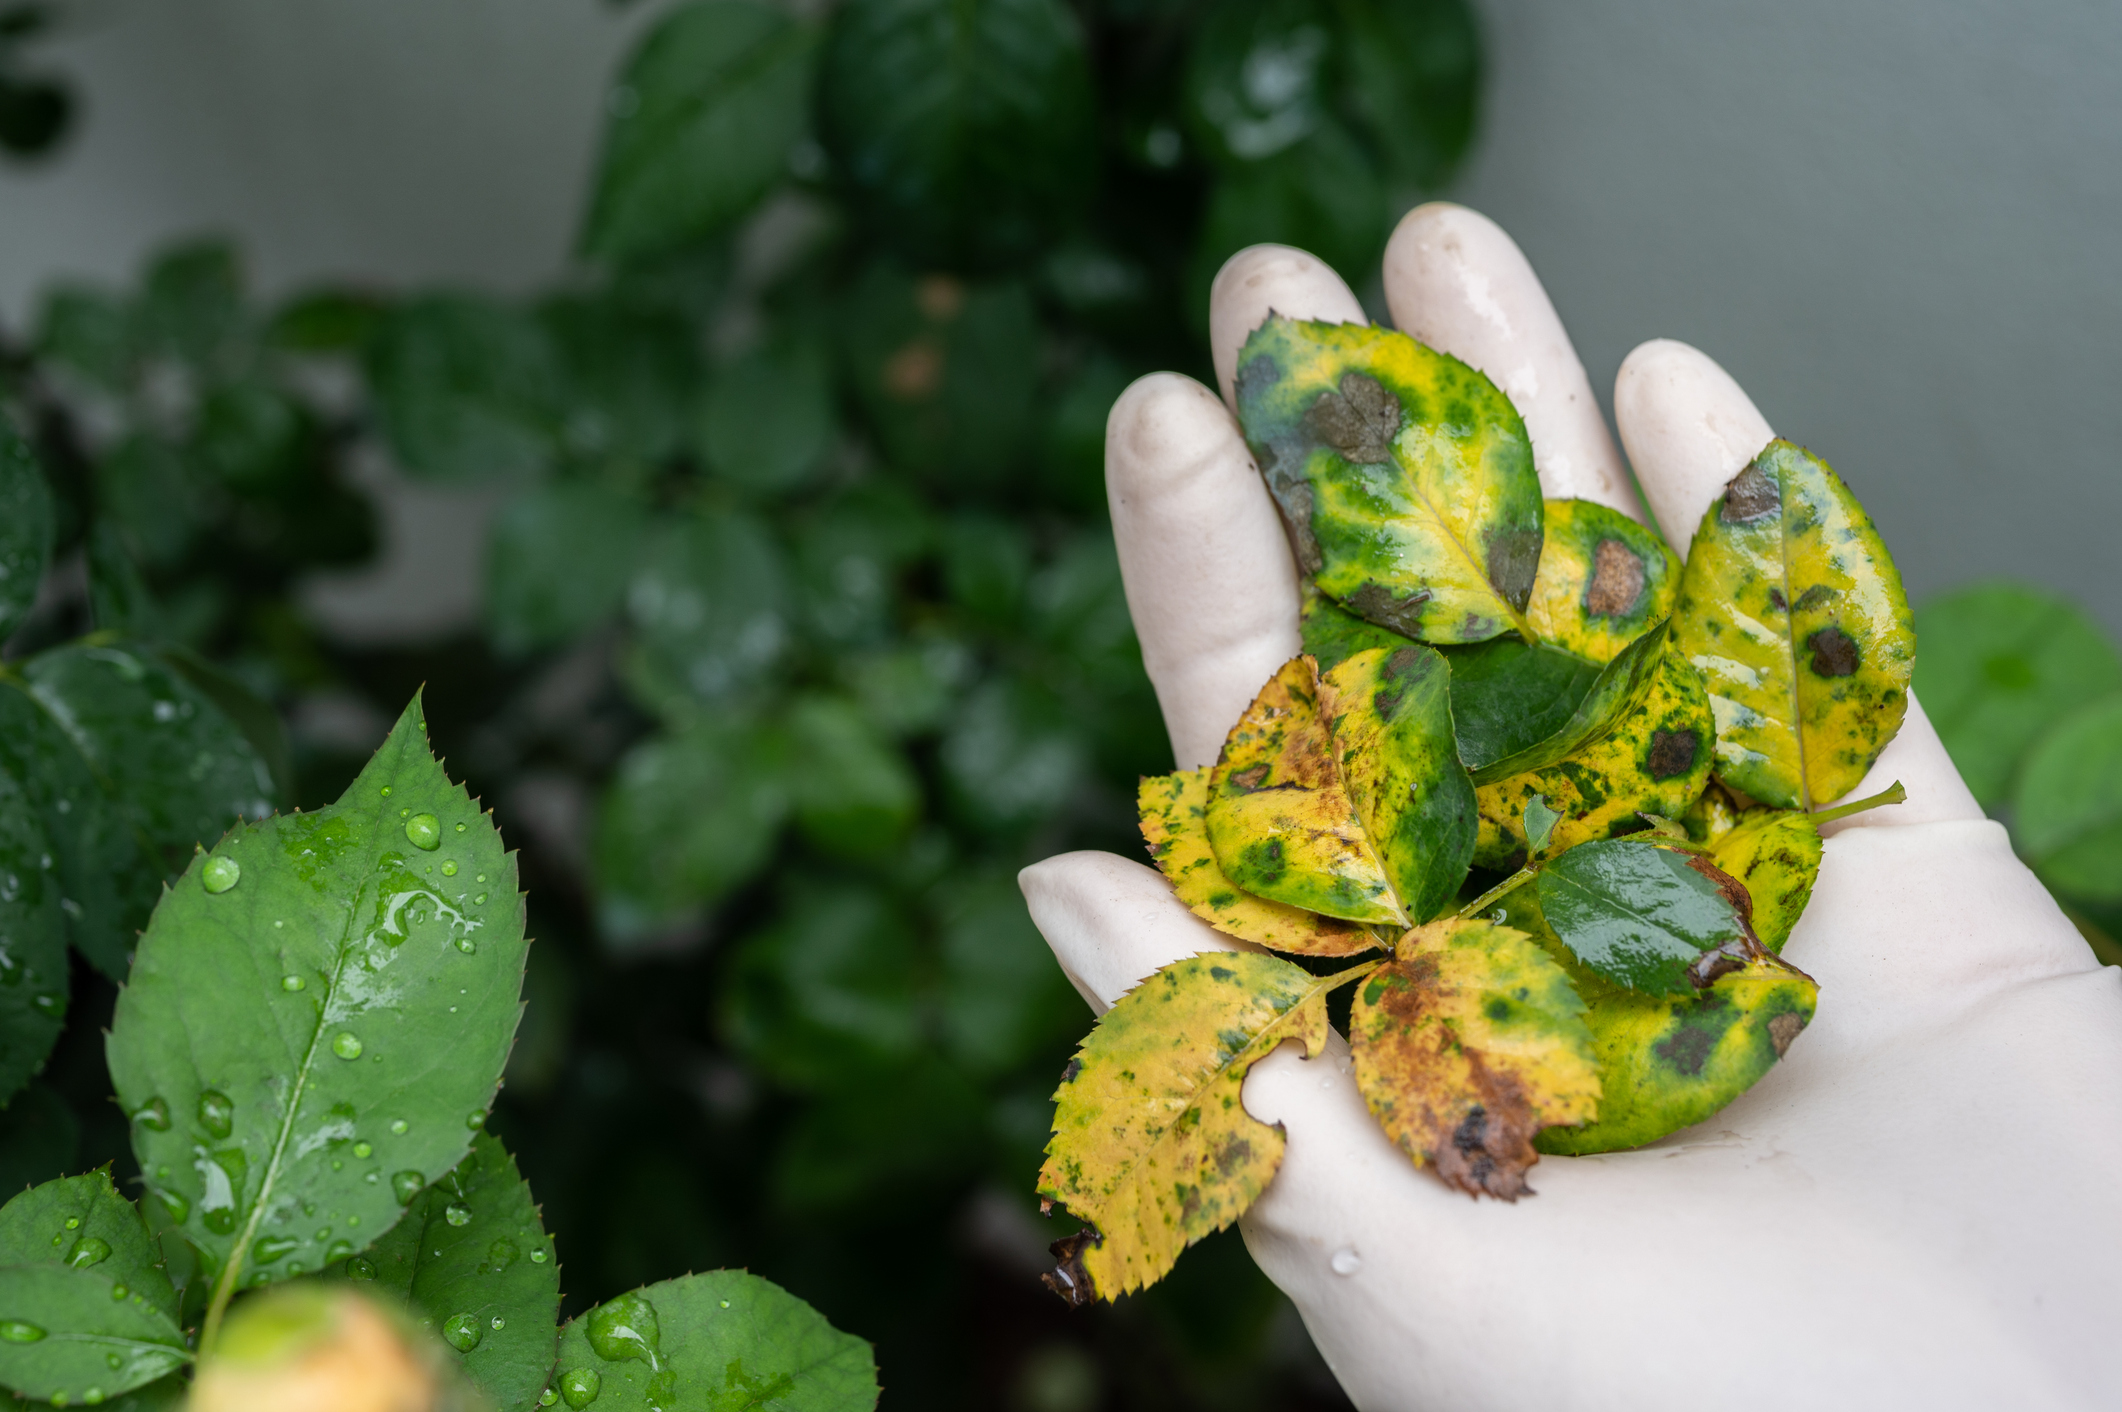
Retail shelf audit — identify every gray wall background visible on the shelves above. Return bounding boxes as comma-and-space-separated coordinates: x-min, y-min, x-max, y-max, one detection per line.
3, 0, 2118, 630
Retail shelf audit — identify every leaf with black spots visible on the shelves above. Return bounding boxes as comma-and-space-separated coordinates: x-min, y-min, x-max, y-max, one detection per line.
1039, 952, 1338, 1300
1525, 499, 1680, 663
1350, 918, 1598, 1198
1672, 441, 1915, 810
1535, 839, 1770, 996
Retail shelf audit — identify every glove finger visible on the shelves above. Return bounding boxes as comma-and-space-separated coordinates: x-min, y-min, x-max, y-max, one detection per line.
1208, 243, 1367, 411
1382, 202, 1644, 518
1018, 851, 1248, 1016
1107, 373, 1303, 770
1614, 337, 1982, 825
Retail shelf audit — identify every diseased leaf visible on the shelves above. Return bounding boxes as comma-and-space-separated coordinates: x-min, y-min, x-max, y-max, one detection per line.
1536, 839, 1756, 996
552, 1271, 878, 1412
1349, 918, 1598, 1199
1298, 580, 1416, 674
2014, 697, 2122, 907
0, 764, 68, 1102
1672, 441, 1916, 810
0, 1168, 179, 1325
1235, 317, 1542, 643
1039, 952, 1334, 1301
1682, 781, 1744, 845
1138, 771, 1377, 956
1206, 657, 1403, 925
1526, 498, 1681, 663
1914, 580, 2122, 808
1467, 621, 1673, 785
107, 695, 525, 1301
333, 1134, 560, 1412
1316, 645, 1478, 924
0, 1266, 189, 1403
0, 421, 51, 639
1706, 811, 1823, 954
1474, 646, 1716, 866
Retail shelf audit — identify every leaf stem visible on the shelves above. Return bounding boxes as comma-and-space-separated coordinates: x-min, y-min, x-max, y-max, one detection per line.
1809, 779, 1906, 827
1458, 867, 1536, 920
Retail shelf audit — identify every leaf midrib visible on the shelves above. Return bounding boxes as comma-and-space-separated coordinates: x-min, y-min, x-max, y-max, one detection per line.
1774, 475, 1811, 810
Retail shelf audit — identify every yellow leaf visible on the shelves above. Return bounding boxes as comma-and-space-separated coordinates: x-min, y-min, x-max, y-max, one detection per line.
1707, 809, 1823, 953
1525, 498, 1681, 664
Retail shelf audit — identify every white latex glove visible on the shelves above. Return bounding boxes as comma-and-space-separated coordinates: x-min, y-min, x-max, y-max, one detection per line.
1021, 204, 2122, 1411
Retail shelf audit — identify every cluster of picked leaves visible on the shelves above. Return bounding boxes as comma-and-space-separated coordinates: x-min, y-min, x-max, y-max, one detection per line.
1037, 316, 1919, 1304
0, 693, 878, 1410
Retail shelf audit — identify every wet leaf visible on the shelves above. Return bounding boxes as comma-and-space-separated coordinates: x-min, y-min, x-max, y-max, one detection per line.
0, 1265, 189, 1403
625, 509, 792, 706
95, 434, 201, 568
1682, 781, 1744, 845
1706, 811, 1822, 954
1206, 657, 1403, 925
1466, 621, 1673, 785
1914, 581, 2122, 808
1673, 441, 1915, 810
1525, 499, 1680, 663
2014, 698, 2122, 908
0, 421, 51, 639
366, 295, 561, 483
189, 383, 312, 491
334, 1134, 560, 1412
0, 763, 68, 1101
551, 1270, 878, 1411
1137, 769, 1377, 957
697, 331, 837, 495
1317, 645, 1478, 923
1474, 646, 1716, 866
785, 695, 921, 859
723, 882, 920, 1091
0, 1169, 178, 1323
156, 645, 295, 812
1349, 918, 1597, 1199
582, 1, 819, 265
1522, 796, 1560, 855
485, 482, 651, 657
1535, 839, 1751, 996
1440, 637, 1601, 777
107, 694, 525, 1297
1039, 952, 1335, 1301
1235, 317, 1542, 643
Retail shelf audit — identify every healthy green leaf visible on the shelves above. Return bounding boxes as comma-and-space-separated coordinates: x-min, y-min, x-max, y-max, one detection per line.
1039, 952, 1335, 1302
722, 882, 919, 1091
1525, 499, 1681, 663
1235, 317, 1543, 643
0, 421, 51, 639
819, 0, 1097, 268
1467, 620, 1673, 785
1535, 839, 1750, 996
485, 482, 650, 657
335, 1134, 560, 1412
1522, 796, 1560, 855
1672, 441, 1916, 810
0, 1169, 178, 1323
935, 872, 1083, 1076
0, 1265, 189, 1404
2014, 697, 2122, 906
1332, 0, 1481, 189
581, 1, 819, 265
86, 523, 165, 639
157, 644, 296, 811
541, 296, 701, 467
696, 332, 837, 494
625, 509, 792, 706
939, 677, 1087, 832
0, 765, 68, 1102
552, 1271, 878, 1412
785, 695, 920, 859
106, 695, 525, 1314
1914, 581, 2122, 807
365, 295, 561, 482
1350, 918, 1597, 1198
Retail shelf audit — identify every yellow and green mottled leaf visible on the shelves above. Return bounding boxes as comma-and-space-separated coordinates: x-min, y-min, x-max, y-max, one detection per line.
1317, 645, 1478, 923
1137, 771, 1377, 957
1474, 648, 1716, 867
1682, 781, 1745, 844
1039, 952, 1336, 1300
1468, 620, 1673, 785
1672, 440, 1916, 810
1234, 317, 1543, 643
1349, 918, 1599, 1198
1706, 810, 1822, 954
1299, 580, 1415, 674
1526, 498, 1680, 663
1205, 657, 1405, 925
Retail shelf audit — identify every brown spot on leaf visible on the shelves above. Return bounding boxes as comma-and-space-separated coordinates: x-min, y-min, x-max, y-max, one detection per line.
1584, 538, 1646, 617
1646, 729, 1699, 781
1721, 461, 1781, 522
1345, 581, 1432, 635
1060, 1058, 1082, 1085
1041, 1227, 1102, 1308
1681, 853, 1755, 925
1654, 1021, 1718, 1076
1434, 1052, 1539, 1200
1305, 371, 1402, 464
1767, 586, 1788, 612
1807, 625, 1859, 677
1039, 1196, 1054, 1217
1228, 765, 1269, 792
883, 339, 943, 399
1768, 1011, 1805, 1058
1263, 472, 1325, 574
1485, 529, 1542, 612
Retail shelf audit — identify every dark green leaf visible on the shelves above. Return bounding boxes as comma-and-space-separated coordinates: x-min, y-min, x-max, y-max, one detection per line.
1299, 581, 1415, 673
542, 295, 702, 464
786, 696, 920, 858
366, 295, 561, 482
335, 1134, 559, 1412
941, 511, 1033, 632
94, 435, 202, 568
107, 695, 526, 1294
794, 482, 933, 648
485, 482, 650, 657
1331, 0, 1481, 190
0, 1169, 179, 1326
1040, 353, 1132, 515
138, 240, 244, 370
0, 1266, 188, 1403
1183, 0, 1333, 169
2014, 696, 2122, 906
625, 509, 792, 705
0, 1084, 79, 1196
940, 677, 1087, 832
723, 882, 920, 1090
0, 422, 51, 639
1468, 621, 1673, 784
1535, 839, 1746, 996
581, 0, 818, 264
819, 0, 1097, 268
265, 289, 387, 354
154, 644, 295, 811
1189, 125, 1387, 309
0, 70, 71, 159
1915, 581, 2122, 808
86, 524, 163, 639
189, 383, 312, 491
696, 332, 836, 493
1439, 637, 1600, 774
0, 766, 68, 1103
552, 1271, 878, 1412
841, 632, 974, 737
936, 872, 1079, 1075
770, 1058, 985, 1212
33, 286, 135, 390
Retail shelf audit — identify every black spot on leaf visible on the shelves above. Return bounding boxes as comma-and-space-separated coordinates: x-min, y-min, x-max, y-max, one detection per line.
1646, 729, 1698, 780
1485, 529, 1541, 611
1345, 581, 1432, 635
1583, 538, 1646, 617
1304, 371, 1402, 464
1720, 462, 1780, 523
1807, 625, 1859, 677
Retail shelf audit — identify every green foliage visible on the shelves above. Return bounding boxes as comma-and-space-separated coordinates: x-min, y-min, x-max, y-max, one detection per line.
1535, 840, 1746, 996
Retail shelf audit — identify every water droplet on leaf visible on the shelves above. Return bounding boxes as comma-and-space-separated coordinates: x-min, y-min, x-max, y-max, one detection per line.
406, 814, 442, 849
132, 1097, 169, 1130
108, 1284, 126, 1302
156, 1190, 189, 1222
380, 787, 392, 797
353, 1142, 372, 1159
586, 1291, 661, 1366
559, 1368, 601, 1407
442, 1313, 482, 1352
64, 1237, 110, 1270
331, 1032, 363, 1060
540, 1390, 558, 1408
197, 1089, 234, 1138
467, 1112, 485, 1129
346, 1256, 378, 1280
391, 1171, 424, 1204
487, 1238, 519, 1270
0, 1321, 44, 1342
442, 860, 458, 876
474, 893, 488, 905
490, 1315, 506, 1330
529, 1249, 547, 1263
325, 1241, 354, 1262
255, 1236, 299, 1264
389, 1119, 408, 1135
455, 937, 476, 954
444, 1204, 472, 1227
282, 975, 304, 991
201, 856, 241, 893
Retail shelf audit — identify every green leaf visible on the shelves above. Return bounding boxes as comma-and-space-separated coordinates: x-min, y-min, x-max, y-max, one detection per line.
366, 295, 561, 482
95, 435, 202, 568
785, 696, 920, 859
696, 331, 837, 494
581, 0, 819, 265
541, 296, 702, 465
795, 482, 934, 649
819, 0, 1097, 268
189, 383, 312, 491
1331, 0, 1481, 190
1438, 636, 1601, 774
1189, 129, 1387, 323
138, 240, 244, 370
935, 872, 1082, 1076
939, 677, 1087, 833
722, 882, 919, 1091
0, 421, 51, 639
1525, 499, 1681, 664
625, 509, 792, 705
2014, 697, 2122, 906
552, 1271, 878, 1412
1523, 796, 1560, 855
590, 720, 788, 946
0, 766, 68, 1102
1316, 645, 1478, 924
1672, 441, 1916, 810
86, 523, 164, 639
1350, 918, 1597, 1198
0, 1084, 80, 1196
485, 482, 650, 657
0, 1265, 189, 1404
1914, 581, 2122, 808
1138, 769, 1378, 956
1205, 656, 1405, 925
1535, 839, 1749, 996
1468, 621, 1673, 785
21, 640, 275, 876
1039, 952, 1335, 1302
265, 289, 386, 354
156, 644, 296, 811
35, 287, 136, 391
1235, 317, 1543, 643
1705, 810, 1823, 953
770, 1058, 985, 1214
1299, 580, 1417, 674
334, 1134, 559, 1412
107, 694, 525, 1304
0, 1169, 179, 1326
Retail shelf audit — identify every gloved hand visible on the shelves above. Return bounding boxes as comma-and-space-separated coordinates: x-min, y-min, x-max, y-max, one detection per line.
1020, 203, 2122, 1412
